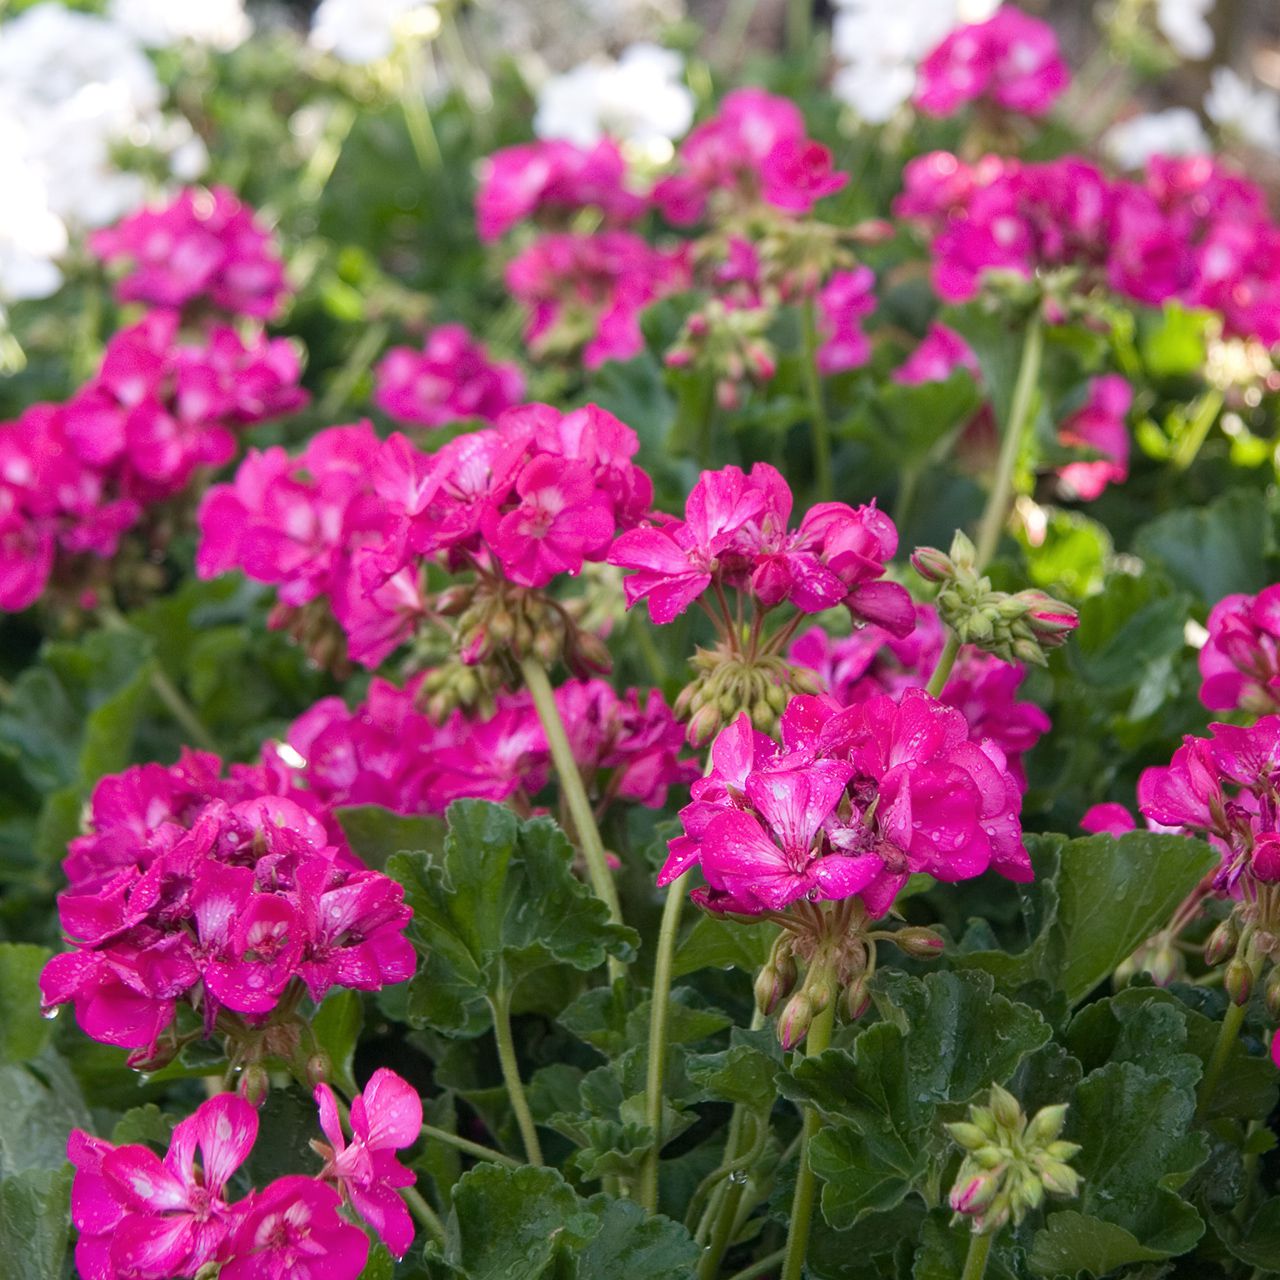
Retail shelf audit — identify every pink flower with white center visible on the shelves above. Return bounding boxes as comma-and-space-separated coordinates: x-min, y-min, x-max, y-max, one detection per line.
915, 7, 1069, 119
374, 324, 525, 429
476, 138, 647, 241
816, 267, 876, 375
90, 185, 289, 320
313, 1069, 422, 1258
221, 1176, 369, 1280
1199, 585, 1280, 715
68, 1094, 257, 1280
482, 454, 617, 587
1056, 375, 1132, 502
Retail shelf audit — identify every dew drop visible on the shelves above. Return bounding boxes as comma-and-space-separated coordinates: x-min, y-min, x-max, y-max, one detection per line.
729, 1170, 748, 1185
41, 1007, 59, 1020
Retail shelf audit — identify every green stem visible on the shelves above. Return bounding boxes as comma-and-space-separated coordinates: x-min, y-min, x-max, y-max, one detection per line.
698, 1116, 755, 1279
726, 1247, 788, 1280
925, 632, 961, 699
786, 0, 812, 57
520, 657, 626, 982
893, 463, 921, 536
639, 869, 690, 1213
973, 312, 1044, 570
800, 295, 833, 502
402, 1184, 447, 1245
318, 321, 389, 421
960, 1230, 993, 1280
421, 1122, 521, 1168
1172, 389, 1224, 471
779, 999, 837, 1280
489, 986, 543, 1166
1196, 945, 1265, 1121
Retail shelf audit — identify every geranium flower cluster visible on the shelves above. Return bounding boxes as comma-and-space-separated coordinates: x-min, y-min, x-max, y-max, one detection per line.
897, 152, 1280, 344
69, 1070, 422, 1279
662, 689, 1031, 920
374, 323, 525, 429
1198, 584, 1280, 715
790, 602, 1050, 788
0, 310, 306, 611
914, 6, 1069, 119
39, 774, 414, 1063
90, 185, 289, 320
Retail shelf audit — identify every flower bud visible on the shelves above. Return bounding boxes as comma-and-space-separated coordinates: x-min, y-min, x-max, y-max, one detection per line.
1034, 1157, 1081, 1198
1265, 967, 1280, 1021
1226, 956, 1254, 1005
1024, 1104, 1068, 1147
950, 1171, 1000, 1214
306, 1052, 331, 1089
946, 1122, 990, 1152
239, 1063, 270, 1107
892, 926, 945, 958
989, 1084, 1023, 1131
1252, 834, 1280, 883
948, 529, 977, 570
1204, 917, 1239, 967
687, 702, 723, 747
911, 545, 954, 583
845, 975, 871, 1021
777, 990, 814, 1050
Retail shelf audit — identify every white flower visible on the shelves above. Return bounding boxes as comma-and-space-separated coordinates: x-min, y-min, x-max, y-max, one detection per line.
534, 43, 694, 151
310, 0, 438, 65
1155, 0, 1214, 61
107, 0, 251, 51
0, 120, 67, 303
829, 0, 1000, 123
1103, 108, 1209, 169
1205, 67, 1280, 153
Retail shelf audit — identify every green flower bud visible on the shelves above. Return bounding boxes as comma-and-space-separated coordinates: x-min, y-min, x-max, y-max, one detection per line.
989, 1083, 1023, 1131
1266, 967, 1280, 1021
1204, 917, 1239, 966
1226, 956, 1254, 1005
1025, 1103, 1069, 1147
893, 926, 946, 958
845, 975, 871, 1021
945, 1122, 989, 1151
777, 991, 813, 1051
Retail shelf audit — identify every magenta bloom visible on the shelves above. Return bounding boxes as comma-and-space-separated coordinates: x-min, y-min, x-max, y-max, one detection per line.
374, 324, 525, 429
893, 323, 980, 386
476, 138, 647, 240
654, 88, 847, 225
816, 267, 876, 374
90, 186, 288, 320
314, 1069, 422, 1257
915, 7, 1069, 118
1198, 586, 1280, 715
68, 1094, 257, 1280
1056, 375, 1132, 502
506, 231, 688, 369
222, 1176, 368, 1280
1080, 802, 1137, 837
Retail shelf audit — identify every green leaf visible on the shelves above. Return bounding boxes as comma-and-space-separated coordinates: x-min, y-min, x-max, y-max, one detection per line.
672, 915, 777, 978
1030, 1211, 1170, 1278
566, 1196, 702, 1280
0, 943, 53, 1064
850, 372, 982, 465
913, 1211, 1019, 1280
311, 989, 364, 1097
335, 806, 446, 872
1065, 995, 1201, 1093
111, 1105, 174, 1148
1222, 1197, 1280, 1271
358, 1243, 396, 1280
687, 1028, 783, 1111
809, 1115, 929, 1228
0, 1048, 91, 1177
1138, 302, 1212, 379
388, 801, 637, 1036
0, 1165, 72, 1280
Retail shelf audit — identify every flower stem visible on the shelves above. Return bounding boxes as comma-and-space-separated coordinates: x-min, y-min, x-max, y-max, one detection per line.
779, 998, 837, 1280
1196, 945, 1265, 1121
420, 1122, 521, 1168
800, 295, 833, 502
520, 656, 626, 983
726, 1247, 788, 1280
787, 0, 812, 57
1172, 389, 1224, 471
974, 311, 1044, 570
961, 1230, 994, 1280
925, 631, 961, 699
488, 985, 543, 1166
402, 1184, 447, 1245
639, 868, 689, 1213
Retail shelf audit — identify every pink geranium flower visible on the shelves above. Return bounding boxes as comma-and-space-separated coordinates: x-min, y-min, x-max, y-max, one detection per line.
1199, 585, 1280, 715
816, 267, 876, 374
314, 1069, 423, 1257
1057, 375, 1132, 502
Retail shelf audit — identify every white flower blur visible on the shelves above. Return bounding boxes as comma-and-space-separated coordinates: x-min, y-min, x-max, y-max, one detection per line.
107, 0, 251, 51
534, 43, 695, 153
309, 0, 438, 65
1155, 0, 1214, 61
829, 0, 1000, 124
1205, 67, 1280, 153
0, 120, 67, 303
1103, 108, 1209, 169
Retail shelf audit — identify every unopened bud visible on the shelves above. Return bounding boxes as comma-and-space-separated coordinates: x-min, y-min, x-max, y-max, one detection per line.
1226, 956, 1254, 1005
1034, 1157, 1081, 1198
1025, 1104, 1068, 1147
305, 1052, 331, 1088
911, 545, 954, 583
239, 1064, 270, 1107
948, 529, 977, 571
1204, 917, 1239, 967
950, 1171, 1000, 1214
777, 991, 814, 1050
893, 926, 945, 958
989, 1084, 1023, 1131
1265, 967, 1280, 1021
946, 1122, 990, 1152
845, 975, 871, 1021
687, 702, 722, 747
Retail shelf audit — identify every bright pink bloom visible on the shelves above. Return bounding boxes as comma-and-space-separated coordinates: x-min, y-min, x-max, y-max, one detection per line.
314, 1069, 422, 1258
1057, 375, 1132, 501
816, 267, 876, 374
893, 323, 981, 385
1080, 802, 1137, 836
654, 88, 847, 224
506, 230, 688, 368
68, 1095, 257, 1280
90, 186, 288, 319
222, 1176, 368, 1280
374, 324, 525, 428
476, 138, 647, 240
915, 7, 1069, 118
1199, 585, 1280, 714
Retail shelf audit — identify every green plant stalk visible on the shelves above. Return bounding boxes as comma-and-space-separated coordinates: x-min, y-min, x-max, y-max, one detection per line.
960, 1230, 994, 1280
801, 295, 834, 502
779, 999, 837, 1280
420, 1122, 521, 1168
402, 1184, 447, 1245
787, 0, 812, 57
726, 1246, 788, 1280
488, 986, 544, 1166
317, 321, 390, 421
973, 312, 1044, 570
520, 656, 626, 982
639, 868, 690, 1213
1196, 945, 1265, 1121
1172, 389, 1225, 471
697, 1113, 763, 1280
925, 631, 961, 698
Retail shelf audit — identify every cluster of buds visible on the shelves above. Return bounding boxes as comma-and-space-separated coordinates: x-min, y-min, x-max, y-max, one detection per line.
913, 531, 1078, 666
754, 904, 945, 1050
666, 300, 777, 411
1205, 916, 1280, 1022
947, 1085, 1081, 1234
676, 642, 822, 745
